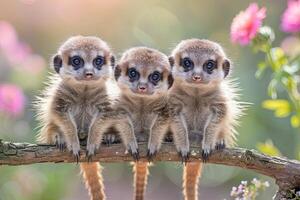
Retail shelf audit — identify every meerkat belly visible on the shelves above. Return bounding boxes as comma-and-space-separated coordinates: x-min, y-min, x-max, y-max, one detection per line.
184, 102, 211, 134
71, 103, 97, 139
130, 104, 156, 142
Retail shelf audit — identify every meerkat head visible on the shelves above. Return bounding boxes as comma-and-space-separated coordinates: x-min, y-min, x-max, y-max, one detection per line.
169, 39, 231, 88
114, 47, 173, 96
52, 36, 115, 84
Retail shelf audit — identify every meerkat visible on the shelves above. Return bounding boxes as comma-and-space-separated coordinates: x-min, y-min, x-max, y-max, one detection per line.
35, 36, 138, 200
168, 39, 243, 200
114, 47, 173, 200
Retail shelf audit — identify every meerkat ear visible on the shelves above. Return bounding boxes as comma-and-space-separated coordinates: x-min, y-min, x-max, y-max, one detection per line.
53, 54, 62, 73
168, 73, 174, 89
222, 59, 231, 78
168, 56, 175, 67
114, 65, 121, 81
110, 55, 115, 67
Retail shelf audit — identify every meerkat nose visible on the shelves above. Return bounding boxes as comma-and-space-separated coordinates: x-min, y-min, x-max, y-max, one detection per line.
138, 85, 147, 93
85, 72, 94, 79
192, 75, 201, 82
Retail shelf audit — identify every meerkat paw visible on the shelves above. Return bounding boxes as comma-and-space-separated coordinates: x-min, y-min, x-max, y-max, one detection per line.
147, 143, 159, 162
215, 139, 226, 150
67, 142, 81, 163
201, 145, 213, 162
54, 135, 66, 151
86, 143, 100, 162
178, 147, 190, 164
127, 141, 139, 161
103, 134, 116, 146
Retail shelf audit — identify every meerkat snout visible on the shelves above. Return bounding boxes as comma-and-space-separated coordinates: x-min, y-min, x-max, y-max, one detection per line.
85, 71, 94, 79
137, 83, 148, 93
192, 74, 202, 82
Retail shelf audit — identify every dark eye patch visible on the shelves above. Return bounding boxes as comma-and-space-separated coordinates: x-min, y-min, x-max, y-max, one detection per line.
149, 71, 162, 85
180, 57, 194, 72
93, 56, 105, 70
127, 68, 140, 82
203, 60, 217, 74
69, 56, 84, 70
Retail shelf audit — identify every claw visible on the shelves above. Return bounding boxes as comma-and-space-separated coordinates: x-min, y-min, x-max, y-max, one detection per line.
103, 134, 117, 146
147, 149, 157, 163
215, 140, 226, 150
129, 148, 139, 161
87, 155, 93, 163
73, 151, 80, 164
178, 151, 190, 165
201, 149, 211, 163
60, 143, 66, 151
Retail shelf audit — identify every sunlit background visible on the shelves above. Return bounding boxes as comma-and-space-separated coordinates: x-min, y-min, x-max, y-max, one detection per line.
0, 0, 299, 199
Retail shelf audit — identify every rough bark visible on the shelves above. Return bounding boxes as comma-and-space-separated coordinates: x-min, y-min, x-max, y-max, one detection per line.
0, 139, 299, 199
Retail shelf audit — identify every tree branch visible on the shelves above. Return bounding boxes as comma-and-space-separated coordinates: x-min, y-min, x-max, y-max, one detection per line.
0, 139, 299, 199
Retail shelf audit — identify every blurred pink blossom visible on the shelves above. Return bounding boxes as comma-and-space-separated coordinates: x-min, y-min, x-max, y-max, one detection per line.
281, 0, 300, 33
21, 54, 45, 74
0, 21, 18, 50
0, 84, 25, 117
0, 21, 31, 65
281, 36, 300, 56
230, 3, 266, 45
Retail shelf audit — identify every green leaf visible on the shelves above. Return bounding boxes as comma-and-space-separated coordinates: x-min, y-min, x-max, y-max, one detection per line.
256, 140, 281, 156
267, 79, 278, 99
255, 61, 267, 78
262, 99, 291, 118
270, 48, 288, 71
290, 115, 300, 128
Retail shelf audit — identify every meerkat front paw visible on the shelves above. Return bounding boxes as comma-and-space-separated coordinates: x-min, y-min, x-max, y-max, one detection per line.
103, 134, 117, 146
54, 134, 66, 151
147, 143, 159, 162
67, 142, 81, 163
201, 144, 213, 162
215, 139, 226, 150
86, 143, 100, 162
127, 141, 139, 161
178, 147, 190, 164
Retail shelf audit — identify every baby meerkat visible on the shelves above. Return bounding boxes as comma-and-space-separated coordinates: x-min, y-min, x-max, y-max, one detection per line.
114, 47, 173, 200
35, 36, 138, 200
168, 39, 242, 200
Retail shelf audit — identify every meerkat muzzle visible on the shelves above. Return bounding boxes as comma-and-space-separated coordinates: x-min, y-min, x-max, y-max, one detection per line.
192, 75, 202, 82
85, 72, 94, 79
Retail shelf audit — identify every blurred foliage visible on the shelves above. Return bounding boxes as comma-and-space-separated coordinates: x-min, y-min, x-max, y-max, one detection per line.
0, 0, 299, 200
256, 140, 281, 156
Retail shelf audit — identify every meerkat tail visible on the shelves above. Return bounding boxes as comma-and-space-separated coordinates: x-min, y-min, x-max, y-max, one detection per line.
80, 162, 106, 200
133, 161, 149, 200
183, 162, 203, 200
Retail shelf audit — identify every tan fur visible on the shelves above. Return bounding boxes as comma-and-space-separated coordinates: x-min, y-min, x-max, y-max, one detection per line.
115, 47, 172, 200
183, 162, 202, 200
169, 39, 244, 200
133, 162, 149, 200
81, 162, 105, 200
35, 36, 138, 200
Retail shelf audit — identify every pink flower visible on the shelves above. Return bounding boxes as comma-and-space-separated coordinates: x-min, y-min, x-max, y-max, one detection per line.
0, 84, 25, 117
281, 0, 300, 33
231, 3, 266, 45
0, 21, 18, 50
0, 21, 31, 65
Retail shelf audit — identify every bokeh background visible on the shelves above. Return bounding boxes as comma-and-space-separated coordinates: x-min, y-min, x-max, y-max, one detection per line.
0, 0, 299, 199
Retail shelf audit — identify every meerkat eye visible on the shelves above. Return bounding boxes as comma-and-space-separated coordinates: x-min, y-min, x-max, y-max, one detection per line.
182, 57, 194, 71
70, 56, 84, 70
93, 56, 105, 69
203, 60, 216, 74
128, 68, 140, 81
149, 71, 161, 84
